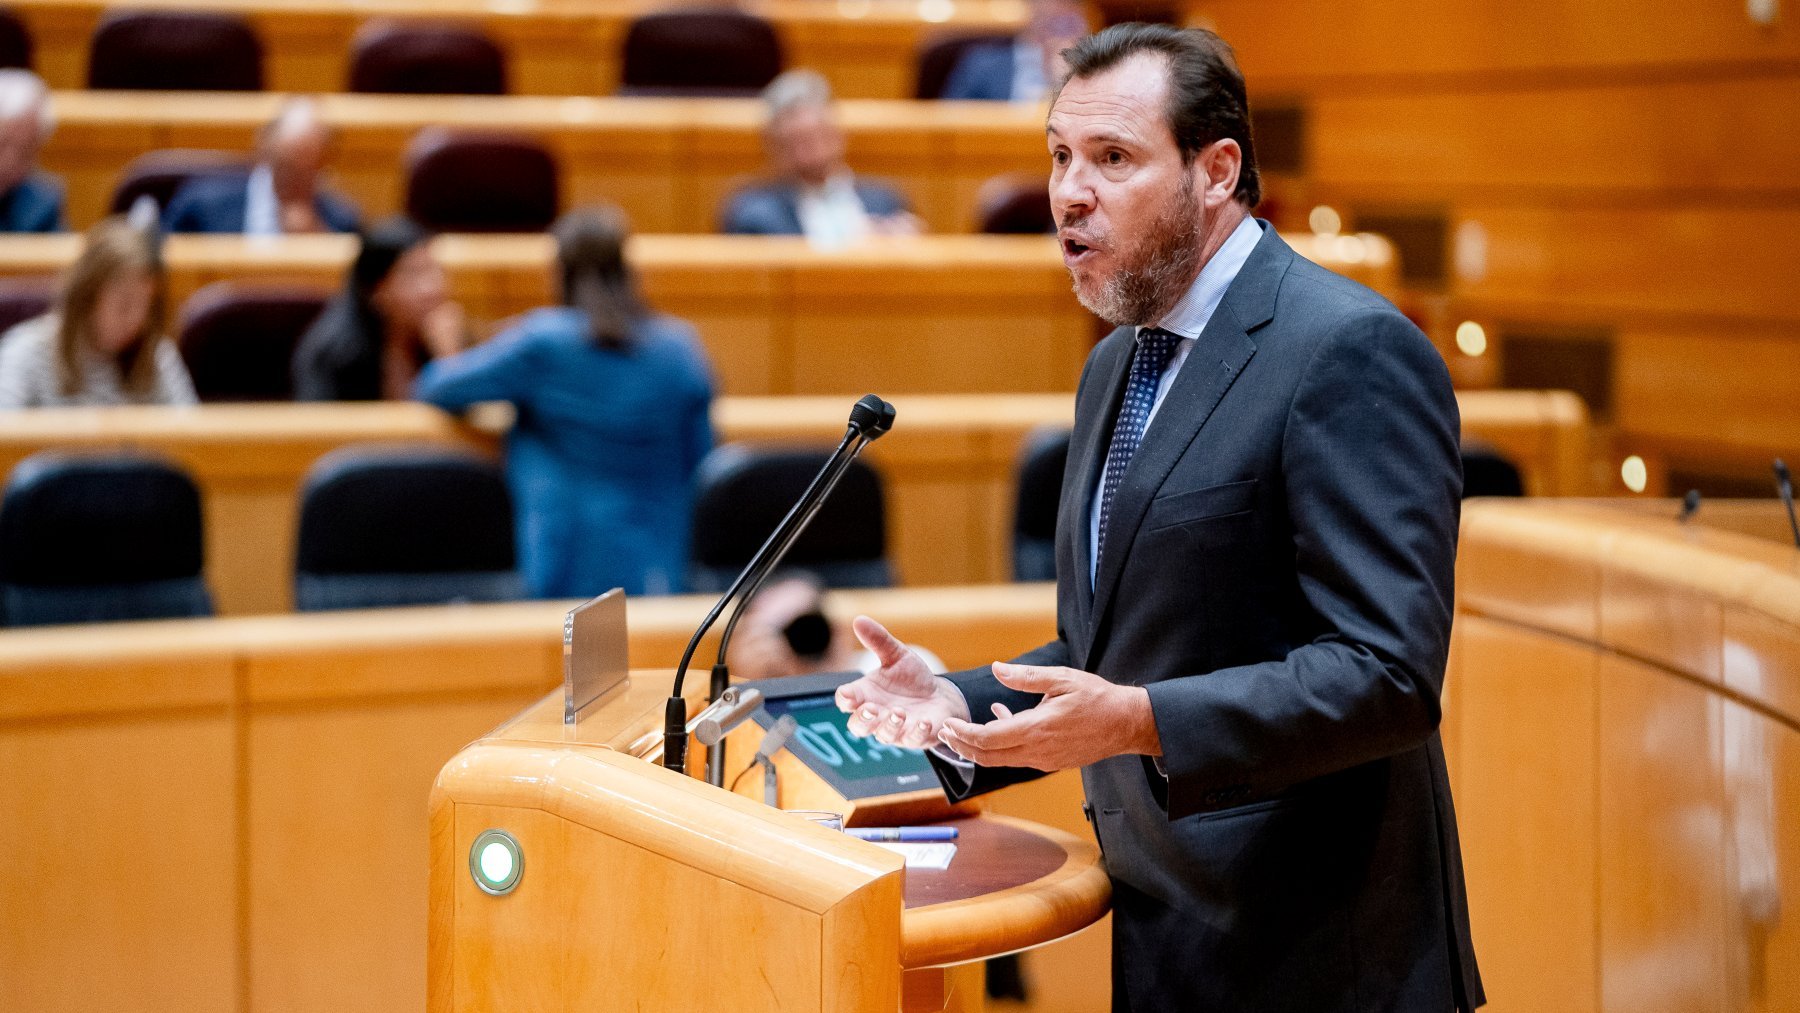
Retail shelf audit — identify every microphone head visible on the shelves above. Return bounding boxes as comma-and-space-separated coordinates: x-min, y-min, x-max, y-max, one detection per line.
755, 714, 800, 762
848, 394, 897, 440
1777, 458, 1792, 487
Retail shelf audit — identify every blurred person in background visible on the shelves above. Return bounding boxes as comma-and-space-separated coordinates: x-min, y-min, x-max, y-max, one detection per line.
413, 207, 714, 598
941, 0, 1087, 102
0, 216, 194, 407
0, 69, 65, 233
164, 97, 360, 235
291, 216, 465, 400
720, 69, 920, 245
728, 572, 946, 681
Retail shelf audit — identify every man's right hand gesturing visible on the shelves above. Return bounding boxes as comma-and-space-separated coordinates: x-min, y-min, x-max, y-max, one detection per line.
837, 615, 970, 750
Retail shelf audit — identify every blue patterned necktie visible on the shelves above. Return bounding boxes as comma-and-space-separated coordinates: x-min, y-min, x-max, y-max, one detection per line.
1096, 327, 1184, 565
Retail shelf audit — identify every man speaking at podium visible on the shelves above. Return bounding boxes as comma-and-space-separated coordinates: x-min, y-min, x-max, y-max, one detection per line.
838, 23, 1484, 1013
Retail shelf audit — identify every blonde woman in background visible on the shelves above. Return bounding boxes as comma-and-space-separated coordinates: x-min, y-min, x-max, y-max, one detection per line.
0, 216, 195, 407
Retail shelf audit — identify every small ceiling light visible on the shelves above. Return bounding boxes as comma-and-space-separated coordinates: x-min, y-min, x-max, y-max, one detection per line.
1308, 205, 1342, 236
1621, 456, 1649, 494
1455, 321, 1488, 357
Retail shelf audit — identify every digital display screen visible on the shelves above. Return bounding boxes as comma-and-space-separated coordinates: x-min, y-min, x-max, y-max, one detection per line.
759, 698, 936, 791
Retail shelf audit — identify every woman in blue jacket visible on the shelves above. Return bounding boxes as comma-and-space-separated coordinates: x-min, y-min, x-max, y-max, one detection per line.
414, 208, 715, 598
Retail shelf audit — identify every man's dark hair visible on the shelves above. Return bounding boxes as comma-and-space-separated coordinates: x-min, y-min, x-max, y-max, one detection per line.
1058, 23, 1261, 207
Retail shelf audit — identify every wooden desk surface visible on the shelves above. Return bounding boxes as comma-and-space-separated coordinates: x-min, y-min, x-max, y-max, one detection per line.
12, 0, 1025, 101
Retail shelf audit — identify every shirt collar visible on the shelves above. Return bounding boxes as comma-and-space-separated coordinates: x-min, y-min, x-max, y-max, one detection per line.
1141, 215, 1264, 342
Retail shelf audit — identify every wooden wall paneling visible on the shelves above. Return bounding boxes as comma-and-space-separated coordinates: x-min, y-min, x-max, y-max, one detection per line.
1449, 615, 1601, 1013
1307, 76, 1800, 201
1612, 326, 1800, 466
1448, 206, 1800, 326
1596, 653, 1728, 1013
1194, 0, 1800, 87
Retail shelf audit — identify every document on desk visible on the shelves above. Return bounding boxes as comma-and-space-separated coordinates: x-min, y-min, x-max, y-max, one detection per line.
872, 842, 957, 870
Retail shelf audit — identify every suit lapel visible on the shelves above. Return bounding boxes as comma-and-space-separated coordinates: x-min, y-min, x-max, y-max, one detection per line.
1063, 332, 1134, 649
1084, 224, 1294, 649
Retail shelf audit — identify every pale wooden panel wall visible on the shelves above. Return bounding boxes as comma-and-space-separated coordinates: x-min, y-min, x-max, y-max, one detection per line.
1194, 0, 1800, 486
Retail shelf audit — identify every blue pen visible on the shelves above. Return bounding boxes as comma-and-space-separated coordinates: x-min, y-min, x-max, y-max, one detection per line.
847, 826, 960, 843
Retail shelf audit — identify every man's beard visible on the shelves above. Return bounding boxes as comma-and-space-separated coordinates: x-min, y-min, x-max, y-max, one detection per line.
1066, 175, 1204, 327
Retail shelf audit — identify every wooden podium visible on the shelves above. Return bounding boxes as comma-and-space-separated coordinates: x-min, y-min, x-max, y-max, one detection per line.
428, 631, 1111, 1012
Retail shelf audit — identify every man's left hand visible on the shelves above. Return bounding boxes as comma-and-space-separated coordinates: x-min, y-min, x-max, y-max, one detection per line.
938, 662, 1162, 771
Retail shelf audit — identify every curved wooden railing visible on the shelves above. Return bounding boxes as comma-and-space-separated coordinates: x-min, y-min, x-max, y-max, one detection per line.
1448, 499, 1800, 1012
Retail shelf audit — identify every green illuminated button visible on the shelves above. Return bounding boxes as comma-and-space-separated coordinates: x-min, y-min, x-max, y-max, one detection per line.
469, 829, 523, 896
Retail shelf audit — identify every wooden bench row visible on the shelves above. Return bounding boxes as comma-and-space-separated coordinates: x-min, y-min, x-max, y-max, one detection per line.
41, 92, 1057, 233
10, 0, 1022, 100
0, 389, 1591, 615
0, 232, 1396, 400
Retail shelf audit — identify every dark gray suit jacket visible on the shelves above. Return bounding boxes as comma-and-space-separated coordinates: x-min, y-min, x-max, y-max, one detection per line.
932, 223, 1484, 1012
717, 179, 910, 236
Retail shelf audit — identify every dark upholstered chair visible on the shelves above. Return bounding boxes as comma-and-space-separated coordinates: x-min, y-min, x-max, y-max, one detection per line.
109, 149, 247, 218
688, 444, 891, 592
176, 282, 329, 402
348, 21, 507, 95
1461, 441, 1527, 498
913, 32, 1010, 99
294, 446, 524, 611
976, 174, 1054, 234
403, 129, 558, 232
87, 11, 263, 91
0, 8, 34, 70
619, 10, 782, 96
1012, 426, 1069, 582
0, 275, 55, 335
0, 452, 212, 627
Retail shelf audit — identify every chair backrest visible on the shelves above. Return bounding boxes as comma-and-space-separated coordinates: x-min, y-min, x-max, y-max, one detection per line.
0, 8, 33, 70
1461, 441, 1527, 498
403, 129, 559, 232
0, 451, 212, 626
109, 149, 248, 218
87, 10, 263, 91
688, 444, 891, 591
914, 32, 1011, 99
1012, 426, 1069, 581
294, 445, 523, 611
177, 282, 329, 402
0, 275, 56, 335
348, 21, 507, 95
976, 174, 1054, 234
619, 10, 782, 96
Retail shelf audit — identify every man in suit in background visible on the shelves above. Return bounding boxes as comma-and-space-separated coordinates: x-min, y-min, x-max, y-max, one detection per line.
719, 69, 920, 246
0, 70, 66, 233
838, 24, 1484, 1012
940, 0, 1087, 103
163, 97, 360, 235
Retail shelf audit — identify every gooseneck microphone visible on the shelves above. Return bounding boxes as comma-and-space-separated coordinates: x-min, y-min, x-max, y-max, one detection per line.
662, 395, 897, 774
1775, 459, 1799, 548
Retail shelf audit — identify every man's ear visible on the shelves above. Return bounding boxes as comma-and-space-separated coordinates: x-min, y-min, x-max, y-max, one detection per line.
1195, 139, 1242, 209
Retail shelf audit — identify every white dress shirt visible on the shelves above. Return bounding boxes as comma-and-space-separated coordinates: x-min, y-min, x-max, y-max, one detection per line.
1086, 215, 1264, 586
242, 164, 281, 237
794, 172, 873, 249
1009, 38, 1049, 103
